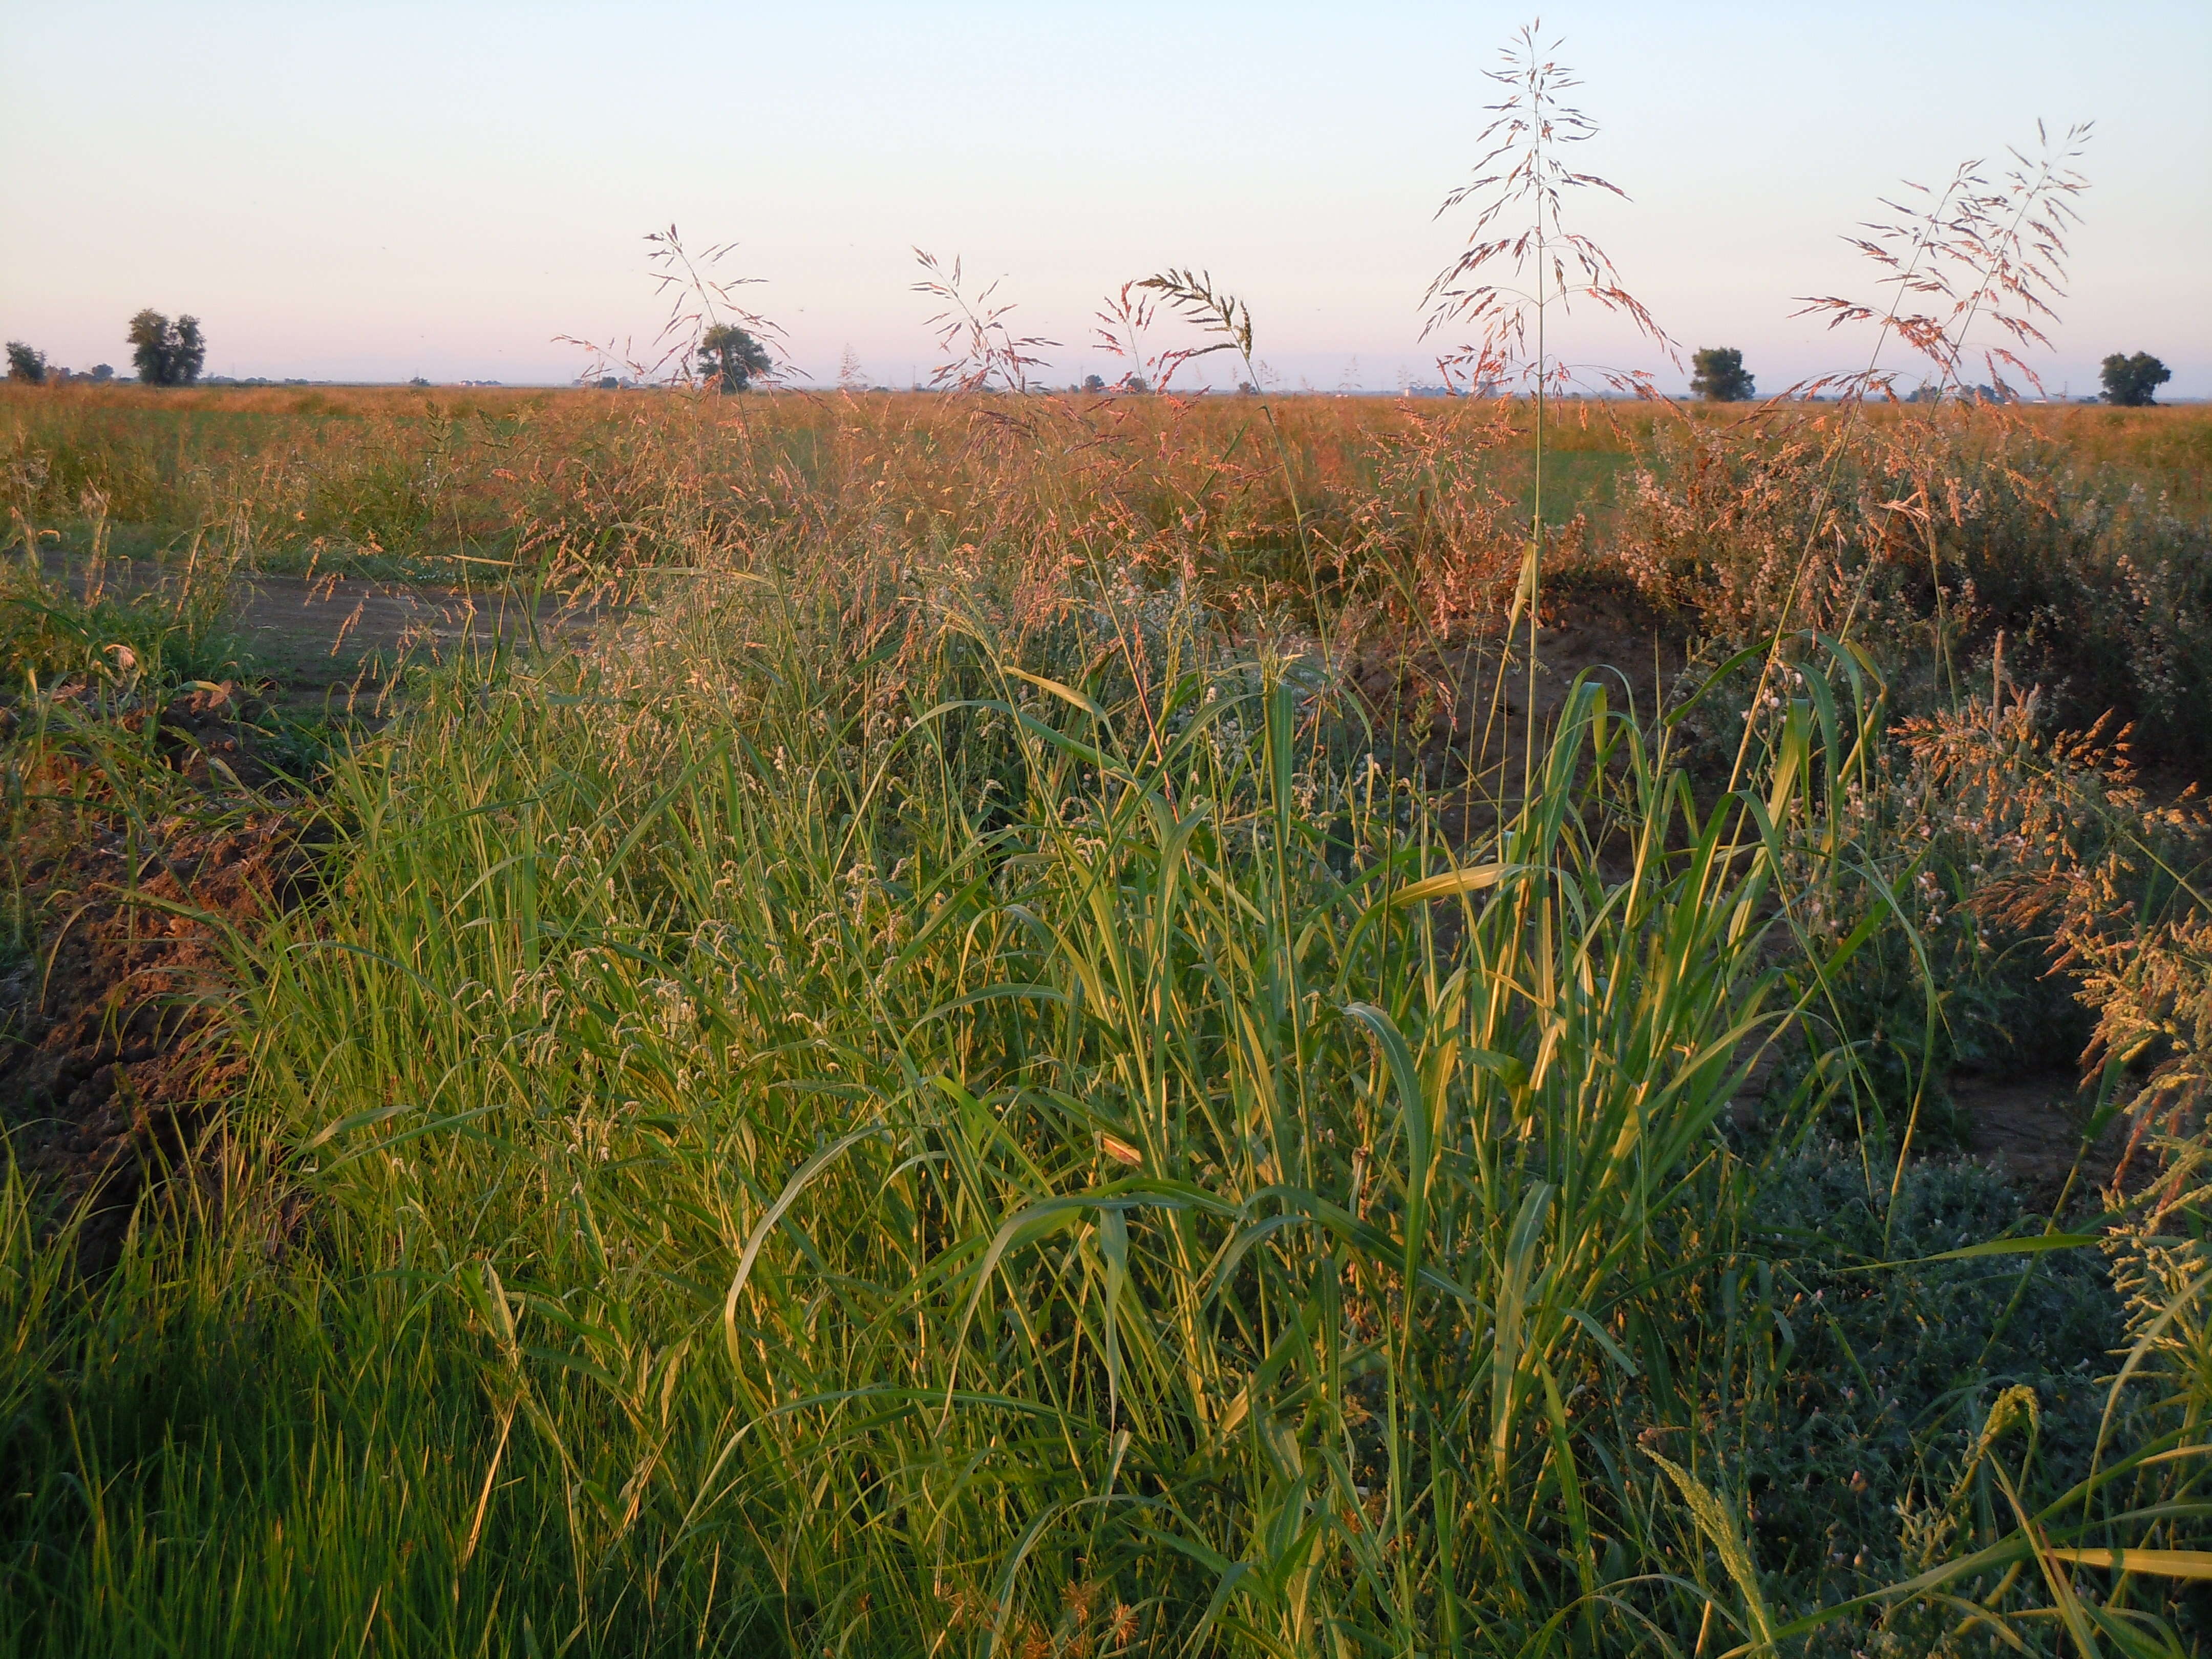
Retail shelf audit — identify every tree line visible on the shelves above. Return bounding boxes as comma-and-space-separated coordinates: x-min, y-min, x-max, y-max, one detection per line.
5, 310, 206, 386
0, 317, 2182, 405
1686, 346, 2174, 407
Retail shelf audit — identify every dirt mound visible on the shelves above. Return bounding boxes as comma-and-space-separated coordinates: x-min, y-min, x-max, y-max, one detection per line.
1, 683, 314, 1269
101, 677, 281, 792
1346, 595, 1684, 785
1952, 1069, 2136, 1215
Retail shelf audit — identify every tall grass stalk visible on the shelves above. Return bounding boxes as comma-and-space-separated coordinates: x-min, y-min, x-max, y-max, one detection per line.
1422, 23, 1672, 803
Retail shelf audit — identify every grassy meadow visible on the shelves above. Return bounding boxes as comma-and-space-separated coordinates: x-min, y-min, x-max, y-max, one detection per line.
2, 380, 2209, 1656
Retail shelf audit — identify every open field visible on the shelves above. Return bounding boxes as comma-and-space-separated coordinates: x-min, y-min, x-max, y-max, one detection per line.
2, 385, 2208, 1655
7, 386, 2208, 578
10, 384, 2211, 763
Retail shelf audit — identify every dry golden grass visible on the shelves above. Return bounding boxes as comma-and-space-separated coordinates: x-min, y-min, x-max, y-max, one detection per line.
7, 382, 2202, 587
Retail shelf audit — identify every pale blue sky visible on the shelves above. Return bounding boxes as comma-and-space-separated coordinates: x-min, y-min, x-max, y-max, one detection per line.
4, 2, 2206, 394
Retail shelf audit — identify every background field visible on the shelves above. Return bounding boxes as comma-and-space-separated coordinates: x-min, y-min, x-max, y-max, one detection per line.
9, 385, 2208, 572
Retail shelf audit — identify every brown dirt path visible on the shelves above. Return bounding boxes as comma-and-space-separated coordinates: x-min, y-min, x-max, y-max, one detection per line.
40, 552, 602, 707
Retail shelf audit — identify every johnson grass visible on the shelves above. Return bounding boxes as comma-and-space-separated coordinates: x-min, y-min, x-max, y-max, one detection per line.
1, 387, 2208, 1655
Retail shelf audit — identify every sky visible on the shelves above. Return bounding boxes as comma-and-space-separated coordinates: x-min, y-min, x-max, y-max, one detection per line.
3, 1, 2207, 396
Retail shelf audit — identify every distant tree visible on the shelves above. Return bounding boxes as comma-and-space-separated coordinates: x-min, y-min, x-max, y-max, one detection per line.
2099, 352, 2171, 407
1690, 347, 1754, 402
1123, 376, 1151, 395
5, 341, 46, 384
127, 310, 206, 385
696, 324, 773, 392
1081, 374, 1105, 393
408, 375, 431, 388
90, 363, 114, 382
177, 317, 205, 382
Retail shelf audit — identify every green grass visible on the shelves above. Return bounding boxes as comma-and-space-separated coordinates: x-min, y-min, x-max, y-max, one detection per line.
3, 520, 2203, 1654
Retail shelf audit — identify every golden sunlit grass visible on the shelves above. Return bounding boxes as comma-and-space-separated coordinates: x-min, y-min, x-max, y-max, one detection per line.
6, 382, 2204, 570
10, 379, 2207, 778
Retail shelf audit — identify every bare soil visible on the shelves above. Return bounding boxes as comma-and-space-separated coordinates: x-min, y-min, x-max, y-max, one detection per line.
0, 683, 314, 1270
44, 551, 593, 707
228, 569, 588, 706
1952, 1068, 2132, 1214
1346, 595, 1685, 810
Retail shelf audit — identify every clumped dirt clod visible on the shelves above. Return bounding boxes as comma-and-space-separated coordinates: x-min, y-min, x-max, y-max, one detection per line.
1, 683, 314, 1269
